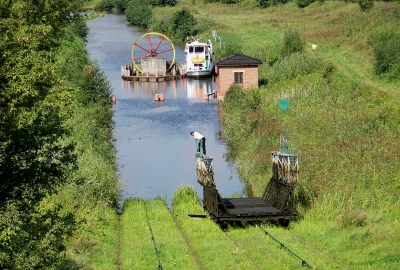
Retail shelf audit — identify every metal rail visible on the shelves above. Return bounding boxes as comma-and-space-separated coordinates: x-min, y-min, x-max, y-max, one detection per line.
116, 202, 123, 270
222, 229, 262, 270
259, 226, 313, 269
218, 223, 313, 269
117, 214, 121, 270
170, 212, 204, 270
144, 203, 163, 270
289, 231, 351, 269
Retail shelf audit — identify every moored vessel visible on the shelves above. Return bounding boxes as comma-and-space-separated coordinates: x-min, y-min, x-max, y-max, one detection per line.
184, 37, 214, 78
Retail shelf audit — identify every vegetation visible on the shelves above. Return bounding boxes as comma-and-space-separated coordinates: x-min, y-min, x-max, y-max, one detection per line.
0, 1, 118, 269
126, 0, 153, 27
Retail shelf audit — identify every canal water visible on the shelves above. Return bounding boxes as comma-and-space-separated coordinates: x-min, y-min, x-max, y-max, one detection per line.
86, 12, 244, 208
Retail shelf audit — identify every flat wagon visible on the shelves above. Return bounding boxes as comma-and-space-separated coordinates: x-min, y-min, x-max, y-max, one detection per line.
195, 136, 299, 227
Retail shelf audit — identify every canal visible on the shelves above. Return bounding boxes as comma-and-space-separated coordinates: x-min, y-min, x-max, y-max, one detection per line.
86, 12, 244, 207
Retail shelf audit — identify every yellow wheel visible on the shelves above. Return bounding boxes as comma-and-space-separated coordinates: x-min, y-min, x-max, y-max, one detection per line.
131, 32, 176, 73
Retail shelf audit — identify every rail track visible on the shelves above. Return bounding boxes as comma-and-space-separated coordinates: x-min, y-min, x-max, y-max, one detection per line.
117, 199, 319, 269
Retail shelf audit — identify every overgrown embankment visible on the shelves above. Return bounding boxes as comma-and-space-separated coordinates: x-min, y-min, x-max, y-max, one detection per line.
196, 1, 400, 269
0, 4, 119, 268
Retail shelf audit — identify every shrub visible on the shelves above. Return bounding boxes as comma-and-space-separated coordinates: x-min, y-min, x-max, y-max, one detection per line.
296, 0, 315, 8
281, 27, 305, 57
358, 0, 374, 11
368, 26, 400, 80
221, 0, 243, 3
168, 8, 197, 42
126, 0, 152, 28
114, 0, 130, 10
259, 0, 289, 8
150, 0, 177, 6
77, 60, 113, 107
100, 0, 114, 10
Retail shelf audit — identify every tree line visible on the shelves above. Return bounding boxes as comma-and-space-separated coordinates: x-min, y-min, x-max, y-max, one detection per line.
0, 1, 118, 268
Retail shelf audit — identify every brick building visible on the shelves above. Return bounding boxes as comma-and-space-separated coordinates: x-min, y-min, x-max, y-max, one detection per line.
214, 54, 263, 99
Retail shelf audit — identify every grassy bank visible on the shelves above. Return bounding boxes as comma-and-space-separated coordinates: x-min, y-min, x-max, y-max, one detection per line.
165, 1, 400, 268
55, 26, 120, 269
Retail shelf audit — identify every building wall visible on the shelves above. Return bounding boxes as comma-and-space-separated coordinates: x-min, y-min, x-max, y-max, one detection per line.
216, 66, 259, 99
141, 57, 166, 75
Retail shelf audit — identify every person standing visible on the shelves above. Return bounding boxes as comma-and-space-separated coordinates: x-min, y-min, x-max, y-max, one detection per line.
190, 131, 206, 155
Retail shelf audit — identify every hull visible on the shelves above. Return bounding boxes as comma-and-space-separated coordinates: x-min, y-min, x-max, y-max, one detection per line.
186, 68, 214, 78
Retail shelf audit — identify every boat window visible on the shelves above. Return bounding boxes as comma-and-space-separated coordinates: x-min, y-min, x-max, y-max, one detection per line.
195, 47, 204, 53
189, 47, 194, 53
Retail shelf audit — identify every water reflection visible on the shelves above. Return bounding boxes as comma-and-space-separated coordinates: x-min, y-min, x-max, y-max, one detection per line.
186, 77, 215, 99
86, 12, 244, 207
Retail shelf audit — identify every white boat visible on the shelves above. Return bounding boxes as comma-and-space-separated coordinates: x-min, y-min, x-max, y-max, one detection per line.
184, 38, 214, 78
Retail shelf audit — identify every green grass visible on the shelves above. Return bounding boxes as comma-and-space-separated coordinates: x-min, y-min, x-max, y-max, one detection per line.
120, 198, 199, 269
61, 204, 118, 269
120, 199, 159, 269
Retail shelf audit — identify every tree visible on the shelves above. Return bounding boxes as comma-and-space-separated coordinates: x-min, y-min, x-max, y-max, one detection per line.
168, 8, 197, 42
0, 0, 79, 206
0, 0, 82, 267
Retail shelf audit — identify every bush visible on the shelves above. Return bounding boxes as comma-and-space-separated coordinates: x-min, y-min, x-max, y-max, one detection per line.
114, 0, 130, 10
368, 26, 400, 80
100, 0, 114, 10
358, 0, 374, 11
259, 0, 289, 8
281, 27, 305, 57
221, 0, 243, 3
296, 0, 315, 8
150, 0, 177, 6
77, 60, 113, 107
126, 0, 152, 28
168, 8, 197, 42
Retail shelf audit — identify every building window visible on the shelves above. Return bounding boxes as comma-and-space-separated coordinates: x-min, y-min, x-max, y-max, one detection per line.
234, 72, 243, 83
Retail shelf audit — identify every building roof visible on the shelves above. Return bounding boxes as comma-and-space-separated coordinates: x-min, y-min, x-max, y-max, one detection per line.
214, 54, 263, 67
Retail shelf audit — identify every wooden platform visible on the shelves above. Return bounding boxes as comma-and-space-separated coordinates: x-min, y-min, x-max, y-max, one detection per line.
202, 187, 296, 222
223, 198, 281, 216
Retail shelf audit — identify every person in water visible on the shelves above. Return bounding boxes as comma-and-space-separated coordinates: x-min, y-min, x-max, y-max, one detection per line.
190, 131, 206, 155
